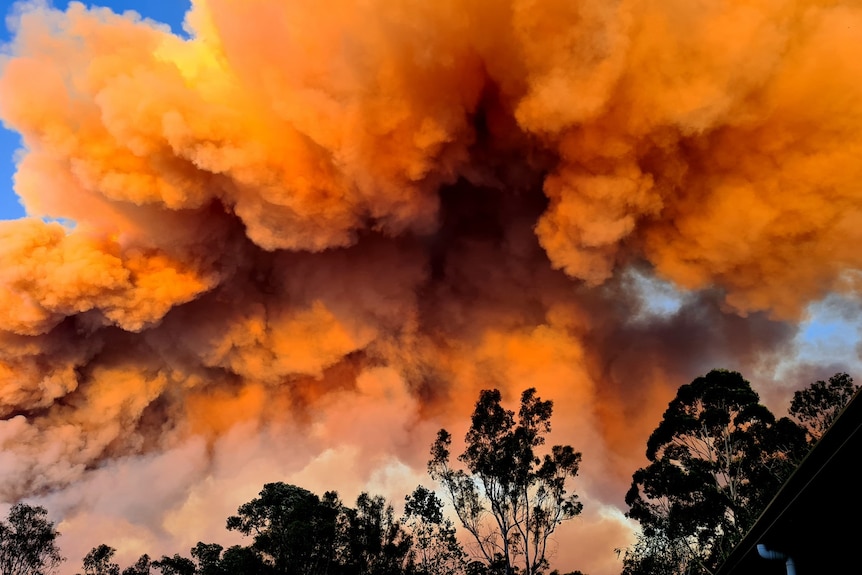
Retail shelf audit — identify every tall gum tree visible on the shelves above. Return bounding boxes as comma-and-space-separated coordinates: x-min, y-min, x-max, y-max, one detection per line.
429, 388, 583, 575
624, 369, 807, 575
403, 485, 467, 575
789, 372, 859, 443
0, 503, 63, 575
225, 482, 342, 574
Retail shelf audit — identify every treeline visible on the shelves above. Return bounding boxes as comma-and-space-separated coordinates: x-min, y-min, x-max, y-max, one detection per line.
0, 371, 856, 575
3, 386, 586, 575
75, 483, 467, 575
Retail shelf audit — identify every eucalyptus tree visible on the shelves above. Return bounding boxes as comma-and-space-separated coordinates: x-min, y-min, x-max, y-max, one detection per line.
343, 493, 414, 575
226, 482, 342, 574
789, 372, 859, 443
0, 503, 63, 575
150, 555, 195, 575
120, 555, 151, 575
429, 388, 583, 575
403, 486, 467, 575
80, 545, 119, 575
624, 369, 807, 574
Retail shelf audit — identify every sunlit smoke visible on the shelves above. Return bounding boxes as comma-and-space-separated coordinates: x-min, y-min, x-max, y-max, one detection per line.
1, 0, 861, 572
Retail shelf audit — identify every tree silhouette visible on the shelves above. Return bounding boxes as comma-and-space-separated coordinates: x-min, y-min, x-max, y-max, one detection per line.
226, 482, 341, 574
343, 493, 413, 575
120, 555, 151, 575
429, 388, 583, 575
403, 486, 467, 575
151, 555, 195, 575
789, 372, 859, 443
0, 503, 63, 575
623, 369, 807, 574
80, 545, 119, 575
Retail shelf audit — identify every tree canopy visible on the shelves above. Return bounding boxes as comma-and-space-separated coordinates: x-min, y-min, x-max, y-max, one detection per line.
226, 482, 342, 574
80, 545, 120, 575
789, 372, 859, 443
403, 486, 466, 575
342, 492, 413, 575
623, 369, 809, 574
222, 482, 417, 575
429, 387, 583, 575
5, 369, 855, 575
0, 503, 63, 575
120, 555, 152, 575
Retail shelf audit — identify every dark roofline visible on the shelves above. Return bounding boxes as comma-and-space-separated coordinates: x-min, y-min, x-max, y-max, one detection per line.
715, 386, 862, 575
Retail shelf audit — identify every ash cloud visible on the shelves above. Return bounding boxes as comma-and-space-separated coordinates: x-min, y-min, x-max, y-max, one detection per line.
1, 0, 861, 573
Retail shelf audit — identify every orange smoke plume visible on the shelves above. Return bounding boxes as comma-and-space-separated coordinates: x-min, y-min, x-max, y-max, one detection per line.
1, 0, 861, 572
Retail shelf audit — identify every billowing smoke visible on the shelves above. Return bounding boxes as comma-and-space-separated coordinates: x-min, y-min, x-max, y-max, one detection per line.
1, 0, 861, 572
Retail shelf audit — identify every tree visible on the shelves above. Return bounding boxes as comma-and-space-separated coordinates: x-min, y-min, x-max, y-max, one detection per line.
189, 544, 224, 575
216, 546, 269, 575
0, 503, 64, 575
429, 388, 583, 575
80, 545, 119, 575
789, 372, 859, 443
403, 486, 466, 575
226, 482, 420, 575
226, 482, 342, 574
343, 493, 413, 575
623, 369, 807, 575
151, 555, 195, 575
617, 528, 693, 575
121, 555, 151, 575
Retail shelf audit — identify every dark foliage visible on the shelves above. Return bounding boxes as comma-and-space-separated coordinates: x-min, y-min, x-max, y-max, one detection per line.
789, 372, 859, 443
404, 486, 467, 575
120, 555, 151, 575
0, 503, 63, 575
226, 482, 342, 574
429, 388, 583, 575
80, 545, 119, 575
623, 369, 809, 574
152, 554, 195, 575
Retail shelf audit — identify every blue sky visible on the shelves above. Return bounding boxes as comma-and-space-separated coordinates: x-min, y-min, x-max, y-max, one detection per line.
0, 0, 189, 219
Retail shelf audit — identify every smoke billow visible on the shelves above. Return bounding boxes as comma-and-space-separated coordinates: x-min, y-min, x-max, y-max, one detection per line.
1, 0, 861, 572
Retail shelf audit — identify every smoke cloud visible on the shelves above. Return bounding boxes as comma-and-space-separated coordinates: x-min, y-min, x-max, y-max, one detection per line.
1, 0, 861, 572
